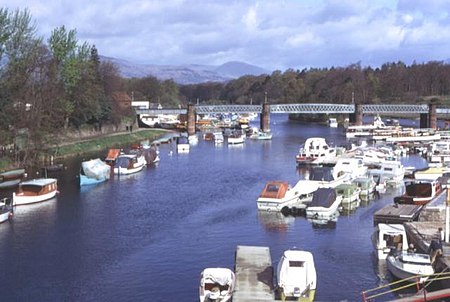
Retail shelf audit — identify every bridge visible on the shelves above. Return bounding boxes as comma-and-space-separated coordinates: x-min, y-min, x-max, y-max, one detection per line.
135, 103, 450, 135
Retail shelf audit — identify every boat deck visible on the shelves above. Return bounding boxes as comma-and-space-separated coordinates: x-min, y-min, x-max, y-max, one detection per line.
233, 245, 274, 302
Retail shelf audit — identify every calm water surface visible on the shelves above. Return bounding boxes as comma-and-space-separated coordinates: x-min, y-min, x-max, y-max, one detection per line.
0, 114, 429, 301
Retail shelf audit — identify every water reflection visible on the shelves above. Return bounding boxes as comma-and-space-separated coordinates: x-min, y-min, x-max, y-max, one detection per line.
257, 211, 295, 233
308, 212, 338, 229
12, 197, 58, 223
340, 199, 361, 215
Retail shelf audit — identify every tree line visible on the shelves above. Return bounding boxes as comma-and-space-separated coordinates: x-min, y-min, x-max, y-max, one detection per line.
2, 8, 450, 164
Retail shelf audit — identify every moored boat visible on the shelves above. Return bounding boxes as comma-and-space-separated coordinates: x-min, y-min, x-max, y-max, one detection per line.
371, 223, 408, 260
176, 135, 190, 152
386, 251, 434, 283
0, 197, 13, 223
295, 137, 336, 165
113, 152, 146, 175
276, 249, 317, 302
257, 180, 318, 212
0, 168, 26, 181
199, 267, 235, 302
13, 178, 58, 206
328, 117, 338, 128
80, 158, 111, 186
306, 187, 343, 218
394, 180, 443, 206
0, 178, 21, 190
335, 183, 361, 207
352, 176, 376, 199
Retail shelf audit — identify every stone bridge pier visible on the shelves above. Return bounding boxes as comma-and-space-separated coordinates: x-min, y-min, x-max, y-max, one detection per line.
348, 104, 363, 125
420, 103, 437, 129
260, 101, 270, 132
187, 103, 196, 136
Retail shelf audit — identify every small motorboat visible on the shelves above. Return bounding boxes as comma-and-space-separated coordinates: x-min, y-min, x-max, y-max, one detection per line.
0, 197, 13, 223
386, 251, 434, 283
199, 267, 235, 302
371, 223, 409, 260
79, 158, 111, 186
306, 187, 343, 219
176, 135, 190, 152
13, 178, 58, 206
276, 249, 317, 302
257, 180, 318, 212
113, 152, 146, 175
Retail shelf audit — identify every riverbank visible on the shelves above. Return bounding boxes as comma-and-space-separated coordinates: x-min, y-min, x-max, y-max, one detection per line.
0, 128, 171, 171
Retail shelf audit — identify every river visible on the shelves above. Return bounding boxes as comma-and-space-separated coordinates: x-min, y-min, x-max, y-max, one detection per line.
0, 114, 433, 301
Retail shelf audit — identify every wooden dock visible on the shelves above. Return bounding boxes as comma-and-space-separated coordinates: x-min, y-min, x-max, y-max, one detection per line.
233, 245, 274, 302
373, 204, 423, 225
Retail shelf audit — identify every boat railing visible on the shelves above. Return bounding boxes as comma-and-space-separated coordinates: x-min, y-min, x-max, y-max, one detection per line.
361, 271, 450, 301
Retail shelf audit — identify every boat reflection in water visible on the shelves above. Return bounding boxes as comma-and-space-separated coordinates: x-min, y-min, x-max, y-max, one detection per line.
257, 211, 295, 233
12, 197, 58, 221
308, 212, 338, 229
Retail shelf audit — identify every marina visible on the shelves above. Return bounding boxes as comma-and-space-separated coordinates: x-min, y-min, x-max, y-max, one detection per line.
1, 114, 450, 301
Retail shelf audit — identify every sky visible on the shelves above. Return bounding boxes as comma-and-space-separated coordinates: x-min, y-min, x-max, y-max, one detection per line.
2, 0, 450, 72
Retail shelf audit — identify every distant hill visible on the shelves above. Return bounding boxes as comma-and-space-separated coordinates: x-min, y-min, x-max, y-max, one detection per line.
100, 56, 269, 84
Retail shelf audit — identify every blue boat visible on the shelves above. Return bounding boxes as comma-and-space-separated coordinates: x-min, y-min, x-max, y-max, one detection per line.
79, 159, 110, 186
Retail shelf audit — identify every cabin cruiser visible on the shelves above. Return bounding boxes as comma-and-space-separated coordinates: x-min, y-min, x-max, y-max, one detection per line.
328, 118, 338, 128
308, 165, 351, 188
385, 128, 440, 143
176, 135, 190, 153
335, 183, 361, 208
295, 137, 336, 165
333, 157, 367, 179
414, 167, 450, 181
13, 178, 58, 206
227, 130, 245, 145
386, 251, 434, 283
276, 250, 317, 302
371, 224, 409, 260
257, 180, 319, 212
345, 115, 389, 138
366, 160, 405, 187
306, 187, 343, 219
427, 141, 450, 167
394, 180, 443, 206
199, 267, 235, 302
113, 152, 146, 175
352, 176, 376, 199
0, 197, 13, 223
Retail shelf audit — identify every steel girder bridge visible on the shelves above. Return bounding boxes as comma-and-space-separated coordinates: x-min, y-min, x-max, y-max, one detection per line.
136, 103, 450, 115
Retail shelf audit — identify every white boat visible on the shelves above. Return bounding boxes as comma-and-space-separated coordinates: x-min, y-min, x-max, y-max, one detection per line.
138, 114, 160, 128
427, 141, 450, 166
251, 130, 273, 140
113, 152, 146, 175
345, 115, 388, 138
158, 114, 181, 129
13, 178, 58, 206
214, 132, 224, 144
257, 180, 319, 212
367, 160, 405, 187
80, 158, 110, 186
328, 117, 338, 128
295, 137, 336, 165
385, 128, 441, 143
308, 165, 351, 188
371, 223, 408, 260
352, 176, 376, 199
276, 250, 317, 302
176, 135, 190, 152
306, 187, 343, 218
199, 267, 235, 302
227, 130, 245, 145
333, 157, 367, 179
0, 197, 13, 223
386, 251, 434, 283
335, 183, 361, 206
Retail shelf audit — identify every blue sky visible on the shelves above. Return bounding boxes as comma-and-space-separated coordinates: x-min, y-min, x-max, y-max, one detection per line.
2, 0, 450, 71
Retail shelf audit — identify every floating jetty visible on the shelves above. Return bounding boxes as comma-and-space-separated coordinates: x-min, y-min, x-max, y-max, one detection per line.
233, 245, 274, 302
373, 204, 423, 225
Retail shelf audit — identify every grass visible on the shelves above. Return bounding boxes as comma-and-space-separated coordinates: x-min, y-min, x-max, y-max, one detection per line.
47, 129, 169, 159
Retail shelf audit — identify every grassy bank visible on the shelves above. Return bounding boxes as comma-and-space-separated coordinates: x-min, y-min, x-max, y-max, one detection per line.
48, 129, 169, 159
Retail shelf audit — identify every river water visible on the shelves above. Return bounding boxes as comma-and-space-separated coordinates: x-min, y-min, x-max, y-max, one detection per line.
0, 114, 432, 302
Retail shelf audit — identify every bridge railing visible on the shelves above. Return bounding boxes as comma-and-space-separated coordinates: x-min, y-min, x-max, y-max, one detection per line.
135, 104, 450, 115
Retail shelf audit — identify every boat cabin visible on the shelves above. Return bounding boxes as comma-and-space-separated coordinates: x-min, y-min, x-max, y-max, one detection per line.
372, 223, 408, 259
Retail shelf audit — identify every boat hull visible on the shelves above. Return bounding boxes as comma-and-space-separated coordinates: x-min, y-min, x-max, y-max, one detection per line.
79, 174, 108, 186
13, 190, 57, 206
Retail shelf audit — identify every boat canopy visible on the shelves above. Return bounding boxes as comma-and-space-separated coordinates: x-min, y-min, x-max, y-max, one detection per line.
81, 159, 110, 180
309, 188, 337, 207
201, 268, 234, 286
259, 181, 289, 199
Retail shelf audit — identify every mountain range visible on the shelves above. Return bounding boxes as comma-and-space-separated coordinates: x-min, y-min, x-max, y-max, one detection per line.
100, 56, 270, 84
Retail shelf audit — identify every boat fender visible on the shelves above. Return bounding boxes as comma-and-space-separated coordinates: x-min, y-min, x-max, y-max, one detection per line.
8, 212, 13, 220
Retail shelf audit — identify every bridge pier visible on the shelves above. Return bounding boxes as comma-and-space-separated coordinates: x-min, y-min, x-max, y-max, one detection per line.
349, 104, 363, 125
260, 100, 270, 132
187, 103, 196, 136
429, 103, 437, 129
419, 104, 437, 129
